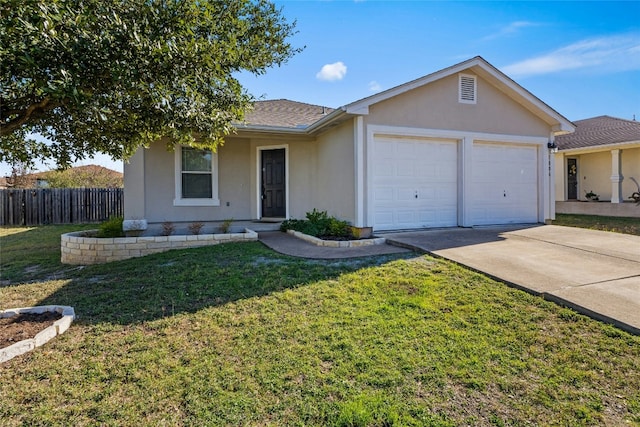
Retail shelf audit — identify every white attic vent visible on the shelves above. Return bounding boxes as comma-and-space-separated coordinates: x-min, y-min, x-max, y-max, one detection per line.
459, 74, 477, 104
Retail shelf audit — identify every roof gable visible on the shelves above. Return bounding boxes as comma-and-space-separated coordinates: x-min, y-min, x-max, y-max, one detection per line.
344, 56, 574, 135
555, 115, 640, 150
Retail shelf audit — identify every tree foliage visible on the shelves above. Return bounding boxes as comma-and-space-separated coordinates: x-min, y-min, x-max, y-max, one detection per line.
0, 0, 299, 167
44, 165, 124, 188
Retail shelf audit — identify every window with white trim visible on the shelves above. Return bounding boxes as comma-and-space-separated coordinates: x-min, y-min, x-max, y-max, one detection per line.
459, 74, 477, 104
174, 146, 220, 206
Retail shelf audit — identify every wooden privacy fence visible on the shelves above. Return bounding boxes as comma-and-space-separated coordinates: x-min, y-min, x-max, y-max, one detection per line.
0, 188, 123, 226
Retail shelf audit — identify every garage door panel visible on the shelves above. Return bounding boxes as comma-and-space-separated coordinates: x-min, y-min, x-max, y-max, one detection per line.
373, 137, 458, 230
374, 187, 394, 202
397, 188, 417, 202
471, 143, 538, 225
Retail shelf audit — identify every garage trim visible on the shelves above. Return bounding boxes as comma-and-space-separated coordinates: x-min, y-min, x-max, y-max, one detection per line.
366, 124, 549, 229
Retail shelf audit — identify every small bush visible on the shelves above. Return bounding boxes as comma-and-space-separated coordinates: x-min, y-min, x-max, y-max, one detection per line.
220, 218, 233, 234
281, 209, 354, 239
188, 222, 204, 235
161, 221, 175, 236
327, 217, 352, 238
305, 208, 329, 224
97, 216, 124, 238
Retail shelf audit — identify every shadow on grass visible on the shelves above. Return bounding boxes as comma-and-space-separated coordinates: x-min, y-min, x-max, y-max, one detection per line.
34, 241, 411, 326
0, 224, 96, 284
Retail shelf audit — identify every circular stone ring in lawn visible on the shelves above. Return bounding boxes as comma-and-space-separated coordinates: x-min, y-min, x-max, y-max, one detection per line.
0, 306, 75, 363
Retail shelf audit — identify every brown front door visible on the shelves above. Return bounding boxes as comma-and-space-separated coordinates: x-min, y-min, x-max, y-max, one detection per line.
567, 158, 578, 200
261, 149, 286, 218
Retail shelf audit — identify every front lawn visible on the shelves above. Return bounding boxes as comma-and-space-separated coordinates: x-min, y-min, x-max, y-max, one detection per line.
553, 213, 640, 236
1, 225, 639, 426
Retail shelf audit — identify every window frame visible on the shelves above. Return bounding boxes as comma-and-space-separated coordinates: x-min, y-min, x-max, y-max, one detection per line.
173, 146, 220, 206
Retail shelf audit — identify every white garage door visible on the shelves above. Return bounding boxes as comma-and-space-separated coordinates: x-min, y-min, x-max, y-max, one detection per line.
471, 143, 538, 225
372, 136, 458, 230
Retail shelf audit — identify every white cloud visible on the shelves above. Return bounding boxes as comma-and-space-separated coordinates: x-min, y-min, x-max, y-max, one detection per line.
483, 21, 542, 41
368, 80, 381, 92
503, 33, 640, 77
316, 61, 347, 82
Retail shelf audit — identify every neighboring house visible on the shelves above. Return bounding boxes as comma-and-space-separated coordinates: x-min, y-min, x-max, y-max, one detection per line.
3, 165, 124, 189
554, 116, 640, 217
124, 56, 574, 232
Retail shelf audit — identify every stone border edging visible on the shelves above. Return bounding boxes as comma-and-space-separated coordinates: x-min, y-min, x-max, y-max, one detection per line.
1, 305, 75, 364
61, 229, 259, 265
286, 230, 386, 247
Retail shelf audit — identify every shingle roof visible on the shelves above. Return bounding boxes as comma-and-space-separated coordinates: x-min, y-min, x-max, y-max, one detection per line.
556, 115, 640, 150
243, 99, 335, 129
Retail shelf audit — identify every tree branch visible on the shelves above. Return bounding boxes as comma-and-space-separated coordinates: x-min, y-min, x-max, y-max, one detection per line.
0, 97, 62, 136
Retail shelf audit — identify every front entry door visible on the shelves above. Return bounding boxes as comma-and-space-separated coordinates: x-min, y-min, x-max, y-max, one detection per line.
261, 149, 286, 218
567, 158, 578, 200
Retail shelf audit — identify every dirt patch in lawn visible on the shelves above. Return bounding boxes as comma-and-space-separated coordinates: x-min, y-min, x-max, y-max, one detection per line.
0, 312, 62, 348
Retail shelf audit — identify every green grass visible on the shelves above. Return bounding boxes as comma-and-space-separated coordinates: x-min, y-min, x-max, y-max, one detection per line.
553, 214, 640, 236
1, 225, 640, 426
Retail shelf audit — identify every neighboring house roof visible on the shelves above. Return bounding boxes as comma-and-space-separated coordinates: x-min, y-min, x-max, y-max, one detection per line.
238, 56, 575, 136
2, 165, 123, 188
245, 99, 335, 129
555, 115, 640, 151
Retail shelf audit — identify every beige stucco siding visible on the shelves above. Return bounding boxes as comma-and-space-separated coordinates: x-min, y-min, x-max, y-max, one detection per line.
622, 148, 640, 197
123, 148, 145, 219
313, 121, 356, 223
249, 137, 317, 220
364, 73, 550, 138
133, 138, 253, 223
579, 151, 610, 200
555, 147, 640, 202
126, 134, 337, 223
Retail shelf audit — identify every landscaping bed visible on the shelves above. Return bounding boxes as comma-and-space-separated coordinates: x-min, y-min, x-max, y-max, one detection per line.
0, 312, 61, 348
61, 228, 258, 264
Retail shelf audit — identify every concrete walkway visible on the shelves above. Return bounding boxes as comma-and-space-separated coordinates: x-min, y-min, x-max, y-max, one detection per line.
380, 225, 640, 335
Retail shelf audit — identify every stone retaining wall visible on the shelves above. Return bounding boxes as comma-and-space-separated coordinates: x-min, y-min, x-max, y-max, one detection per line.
286, 230, 386, 247
61, 229, 258, 265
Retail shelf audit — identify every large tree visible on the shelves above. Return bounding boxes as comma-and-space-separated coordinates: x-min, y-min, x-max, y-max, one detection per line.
0, 0, 299, 167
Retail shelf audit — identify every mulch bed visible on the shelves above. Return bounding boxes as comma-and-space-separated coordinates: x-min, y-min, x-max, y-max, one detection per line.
0, 312, 62, 348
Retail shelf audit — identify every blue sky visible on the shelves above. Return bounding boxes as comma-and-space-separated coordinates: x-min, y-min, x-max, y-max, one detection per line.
3, 0, 639, 176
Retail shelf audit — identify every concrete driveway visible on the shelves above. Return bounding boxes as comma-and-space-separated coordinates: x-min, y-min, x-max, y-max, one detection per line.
381, 225, 640, 334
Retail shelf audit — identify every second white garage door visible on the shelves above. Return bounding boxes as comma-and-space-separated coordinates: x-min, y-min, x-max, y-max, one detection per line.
471, 142, 538, 225
372, 136, 458, 230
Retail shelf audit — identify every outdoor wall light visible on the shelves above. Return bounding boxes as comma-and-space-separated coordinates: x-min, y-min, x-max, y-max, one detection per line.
547, 141, 558, 153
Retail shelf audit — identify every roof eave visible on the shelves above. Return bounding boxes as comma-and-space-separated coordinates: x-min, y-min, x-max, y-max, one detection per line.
558, 140, 640, 154
305, 107, 350, 134
235, 124, 307, 135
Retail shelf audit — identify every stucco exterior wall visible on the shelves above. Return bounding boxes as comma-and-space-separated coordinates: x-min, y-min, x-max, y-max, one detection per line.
313, 121, 356, 223
127, 138, 253, 223
579, 151, 611, 200
125, 134, 327, 224
554, 153, 566, 201
123, 149, 145, 219
555, 147, 640, 202
249, 137, 318, 220
363, 73, 550, 138
622, 147, 640, 198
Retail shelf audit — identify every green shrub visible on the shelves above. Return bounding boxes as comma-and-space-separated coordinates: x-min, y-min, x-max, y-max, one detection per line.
305, 208, 329, 223
280, 209, 354, 239
328, 217, 352, 238
97, 216, 124, 238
